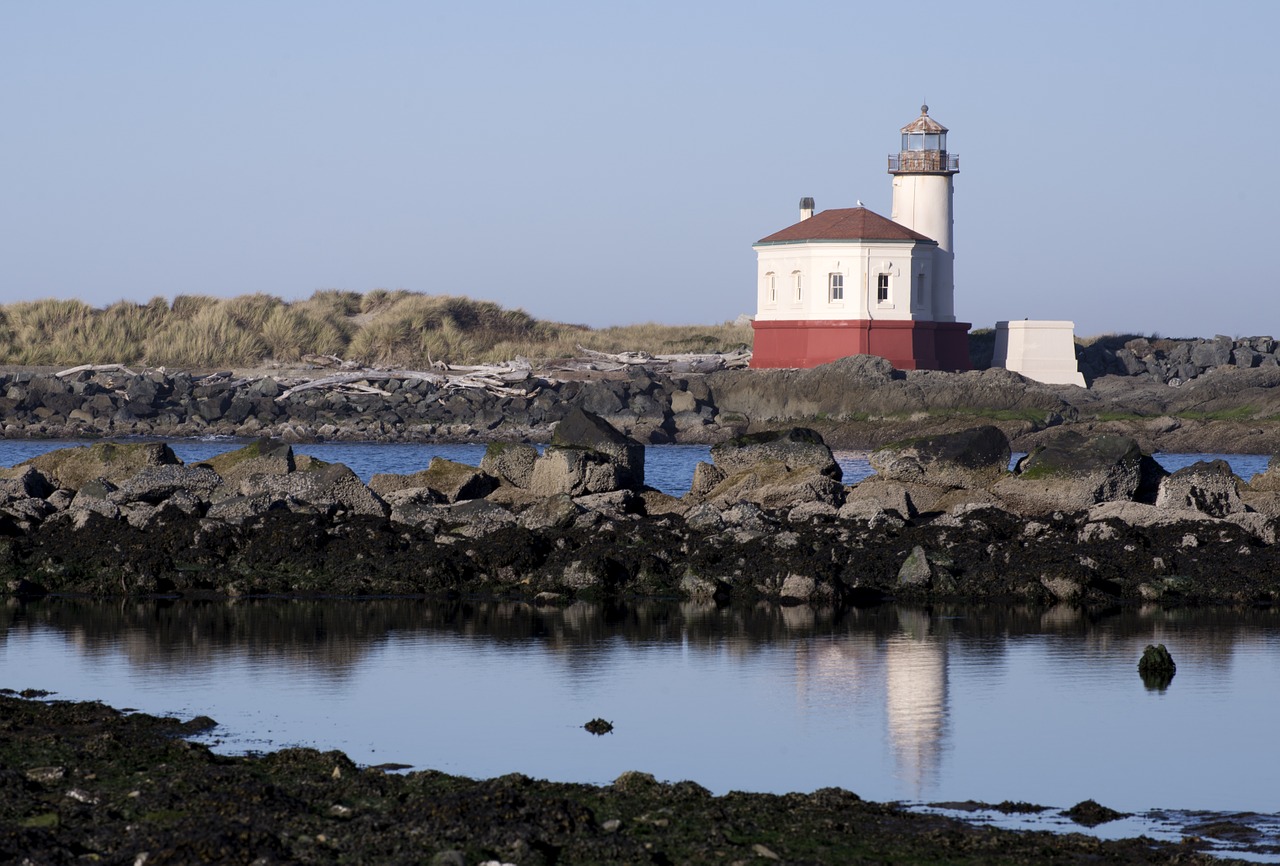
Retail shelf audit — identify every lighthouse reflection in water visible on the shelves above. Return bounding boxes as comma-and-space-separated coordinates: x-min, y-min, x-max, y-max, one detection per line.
4, 599, 1280, 813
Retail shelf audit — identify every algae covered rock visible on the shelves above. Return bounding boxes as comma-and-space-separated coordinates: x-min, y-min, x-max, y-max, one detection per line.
22, 442, 180, 491
711, 427, 840, 480
202, 437, 295, 487
994, 430, 1166, 513
869, 425, 1009, 490
370, 457, 497, 503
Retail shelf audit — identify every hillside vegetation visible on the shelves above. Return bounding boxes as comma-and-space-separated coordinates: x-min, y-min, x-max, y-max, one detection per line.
0, 291, 752, 369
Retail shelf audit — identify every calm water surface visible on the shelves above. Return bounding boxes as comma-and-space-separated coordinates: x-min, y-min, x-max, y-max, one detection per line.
3, 599, 1279, 818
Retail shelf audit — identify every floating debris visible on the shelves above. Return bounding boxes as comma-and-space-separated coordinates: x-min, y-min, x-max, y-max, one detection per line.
584, 718, 614, 735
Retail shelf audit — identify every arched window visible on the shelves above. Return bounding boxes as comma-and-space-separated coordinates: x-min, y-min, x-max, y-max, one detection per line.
877, 273, 890, 303
792, 271, 803, 301
765, 272, 776, 303
828, 273, 843, 302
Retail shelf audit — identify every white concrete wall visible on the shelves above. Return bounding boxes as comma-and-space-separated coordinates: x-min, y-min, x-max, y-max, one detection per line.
992, 320, 1086, 387
754, 240, 934, 322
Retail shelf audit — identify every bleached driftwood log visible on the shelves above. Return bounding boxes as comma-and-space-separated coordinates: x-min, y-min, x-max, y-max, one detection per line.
55, 363, 139, 378
573, 346, 752, 373
274, 364, 536, 402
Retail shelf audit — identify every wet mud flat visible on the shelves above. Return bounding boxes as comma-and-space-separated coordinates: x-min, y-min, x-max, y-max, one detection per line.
0, 692, 1253, 865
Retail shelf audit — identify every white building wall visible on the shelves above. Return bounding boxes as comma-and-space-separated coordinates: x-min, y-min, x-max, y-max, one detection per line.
754, 240, 932, 322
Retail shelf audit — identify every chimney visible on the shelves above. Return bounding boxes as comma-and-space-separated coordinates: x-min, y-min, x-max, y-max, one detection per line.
799, 196, 814, 221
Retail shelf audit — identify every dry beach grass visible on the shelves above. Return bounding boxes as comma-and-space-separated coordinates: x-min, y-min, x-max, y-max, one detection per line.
0, 292, 753, 369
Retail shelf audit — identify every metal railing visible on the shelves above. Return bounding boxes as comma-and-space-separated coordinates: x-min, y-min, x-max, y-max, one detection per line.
888, 153, 959, 173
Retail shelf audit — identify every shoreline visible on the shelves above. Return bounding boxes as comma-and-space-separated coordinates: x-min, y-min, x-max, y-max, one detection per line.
0, 690, 1257, 864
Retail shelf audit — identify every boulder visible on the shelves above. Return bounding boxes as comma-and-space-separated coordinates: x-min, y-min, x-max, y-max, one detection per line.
868, 426, 1009, 489
22, 442, 180, 491
711, 428, 840, 480
685, 462, 726, 500
202, 438, 294, 488
108, 465, 222, 506
238, 463, 388, 518
993, 431, 1166, 514
1154, 460, 1245, 517
527, 447, 629, 497
842, 477, 914, 518
550, 408, 644, 488
1247, 455, 1280, 492
370, 458, 497, 503
0, 466, 54, 500
479, 442, 539, 488
517, 494, 582, 531
699, 462, 845, 510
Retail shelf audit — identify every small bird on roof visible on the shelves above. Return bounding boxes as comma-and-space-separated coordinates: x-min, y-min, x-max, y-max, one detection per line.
856, 199, 864, 207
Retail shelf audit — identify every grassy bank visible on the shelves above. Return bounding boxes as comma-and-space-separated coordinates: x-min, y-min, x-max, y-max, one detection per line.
0, 291, 752, 369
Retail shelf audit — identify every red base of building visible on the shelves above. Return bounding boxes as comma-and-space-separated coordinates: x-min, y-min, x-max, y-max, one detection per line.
750, 319, 972, 371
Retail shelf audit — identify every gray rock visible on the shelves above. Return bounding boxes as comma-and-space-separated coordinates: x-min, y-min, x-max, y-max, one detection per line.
1155, 459, 1245, 517
517, 494, 581, 531
574, 489, 639, 517
897, 545, 933, 587
23, 441, 180, 491
869, 426, 1010, 490
442, 499, 516, 537
711, 428, 840, 480
685, 461, 726, 500
528, 447, 629, 497
787, 501, 839, 522
994, 431, 1166, 514
479, 442, 538, 488
240, 463, 388, 517
701, 462, 846, 510
203, 438, 294, 489
842, 477, 915, 518
1248, 455, 1280, 492
109, 465, 222, 505
551, 407, 644, 487
370, 458, 497, 503
0, 466, 54, 499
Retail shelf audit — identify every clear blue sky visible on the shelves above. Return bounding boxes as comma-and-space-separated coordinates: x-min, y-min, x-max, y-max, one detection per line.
3, 1, 1276, 339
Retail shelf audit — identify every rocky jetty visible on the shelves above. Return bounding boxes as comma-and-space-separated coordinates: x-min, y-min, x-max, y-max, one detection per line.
4, 415, 1280, 607
7, 346, 1280, 455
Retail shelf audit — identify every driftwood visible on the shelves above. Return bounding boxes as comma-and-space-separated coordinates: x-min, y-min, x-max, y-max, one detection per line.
275, 365, 536, 402
56, 363, 139, 378
573, 346, 752, 373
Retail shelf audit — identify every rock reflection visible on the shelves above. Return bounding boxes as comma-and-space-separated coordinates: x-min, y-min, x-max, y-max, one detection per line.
5, 597, 1280, 804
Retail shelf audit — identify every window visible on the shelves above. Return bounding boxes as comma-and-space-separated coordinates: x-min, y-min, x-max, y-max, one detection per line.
877, 273, 890, 303
792, 271, 803, 301
828, 273, 843, 302
766, 272, 776, 303
916, 273, 925, 305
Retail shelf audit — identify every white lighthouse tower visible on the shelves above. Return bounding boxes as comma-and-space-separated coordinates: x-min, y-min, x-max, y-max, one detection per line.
889, 104, 958, 324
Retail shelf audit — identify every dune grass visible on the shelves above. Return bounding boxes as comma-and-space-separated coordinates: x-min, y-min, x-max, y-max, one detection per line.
0, 292, 753, 369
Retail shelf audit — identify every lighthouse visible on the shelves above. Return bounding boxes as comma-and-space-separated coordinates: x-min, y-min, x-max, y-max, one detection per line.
890, 104, 957, 326
750, 107, 971, 370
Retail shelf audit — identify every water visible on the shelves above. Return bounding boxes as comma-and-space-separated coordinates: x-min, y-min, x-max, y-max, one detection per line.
3, 600, 1280, 859
0, 438, 1269, 496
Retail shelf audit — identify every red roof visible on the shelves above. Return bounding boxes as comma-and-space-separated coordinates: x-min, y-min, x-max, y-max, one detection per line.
756, 207, 936, 245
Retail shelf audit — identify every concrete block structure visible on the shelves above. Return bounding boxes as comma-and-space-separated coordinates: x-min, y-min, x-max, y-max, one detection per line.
992, 320, 1086, 387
